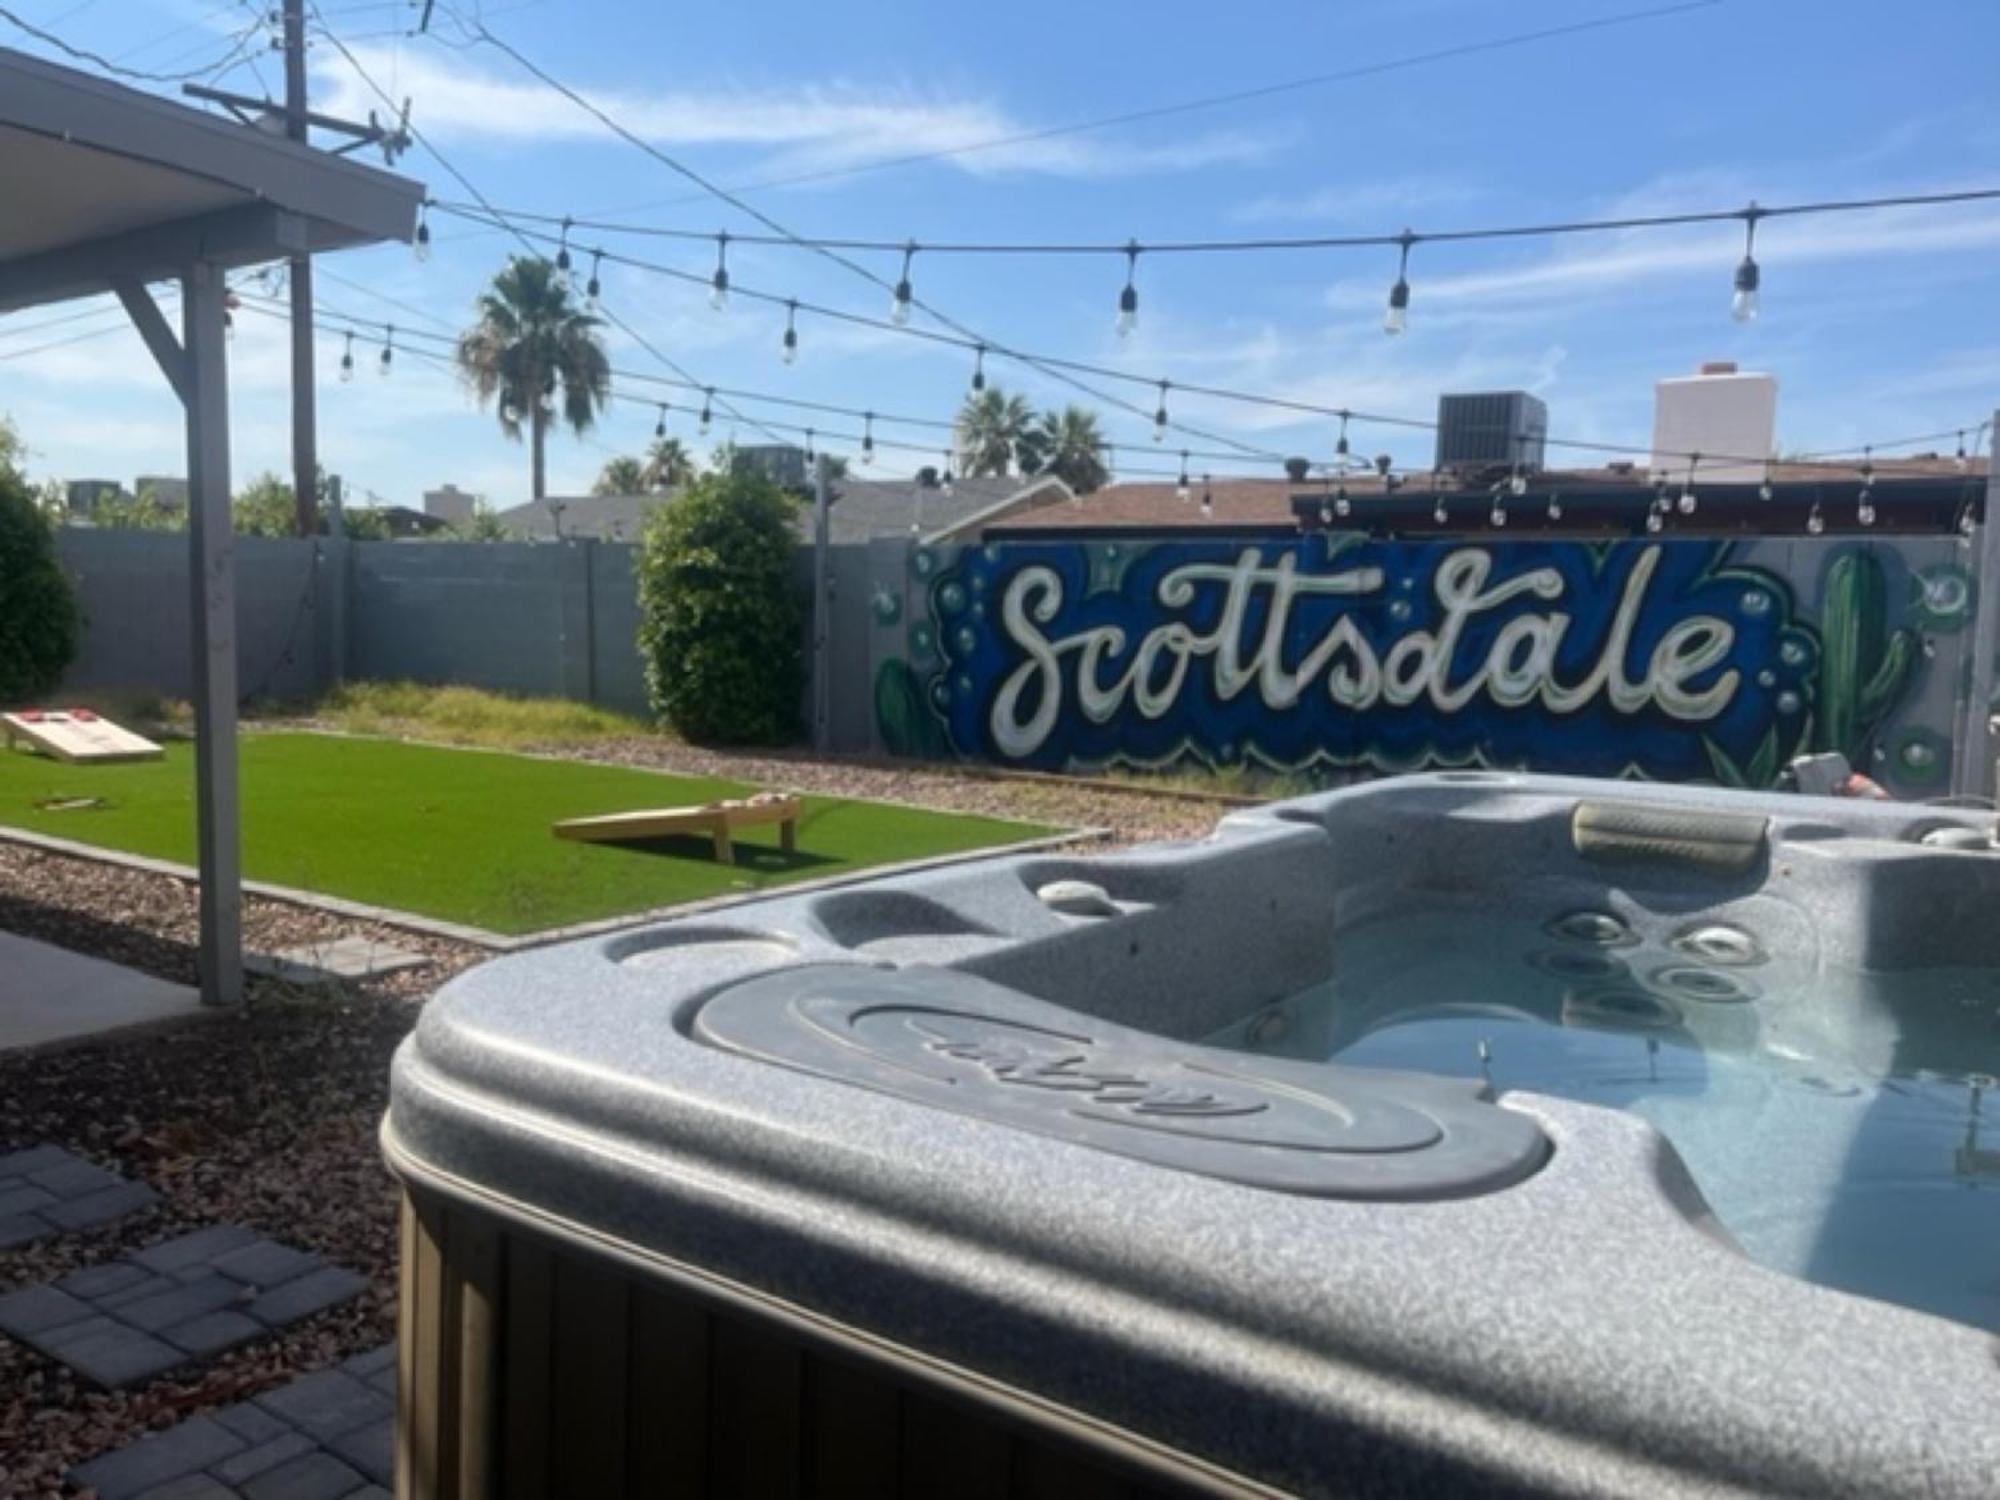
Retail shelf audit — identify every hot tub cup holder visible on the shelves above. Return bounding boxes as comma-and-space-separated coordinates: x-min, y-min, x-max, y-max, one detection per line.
1647, 964, 1759, 1005
1668, 922, 1768, 968
1544, 909, 1640, 948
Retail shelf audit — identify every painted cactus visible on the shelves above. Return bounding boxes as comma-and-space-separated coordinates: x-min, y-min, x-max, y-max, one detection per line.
1812, 550, 1917, 764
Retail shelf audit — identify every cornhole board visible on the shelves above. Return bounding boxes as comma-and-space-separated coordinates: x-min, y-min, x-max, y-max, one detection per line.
2, 710, 163, 764
553, 794, 801, 864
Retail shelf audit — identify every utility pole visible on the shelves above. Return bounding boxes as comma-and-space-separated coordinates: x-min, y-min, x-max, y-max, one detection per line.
282, 0, 316, 537
183, 3, 410, 537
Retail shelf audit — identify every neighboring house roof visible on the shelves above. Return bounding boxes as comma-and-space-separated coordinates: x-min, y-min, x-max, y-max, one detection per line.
798, 475, 1063, 546
494, 491, 677, 541
984, 457, 1990, 535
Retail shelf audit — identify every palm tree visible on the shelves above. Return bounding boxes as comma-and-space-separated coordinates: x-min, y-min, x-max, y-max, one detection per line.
1029, 405, 1109, 493
955, 387, 1037, 476
594, 455, 647, 496
456, 257, 611, 502
640, 436, 695, 490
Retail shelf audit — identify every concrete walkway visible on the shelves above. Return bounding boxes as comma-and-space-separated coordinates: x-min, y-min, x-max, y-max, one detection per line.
0, 932, 203, 1052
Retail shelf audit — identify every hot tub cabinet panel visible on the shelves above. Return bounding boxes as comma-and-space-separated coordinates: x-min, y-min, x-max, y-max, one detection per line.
386, 773, 2000, 1498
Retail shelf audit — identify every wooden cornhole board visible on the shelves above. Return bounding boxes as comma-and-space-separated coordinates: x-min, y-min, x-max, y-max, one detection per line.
553, 794, 801, 864
2, 710, 163, 764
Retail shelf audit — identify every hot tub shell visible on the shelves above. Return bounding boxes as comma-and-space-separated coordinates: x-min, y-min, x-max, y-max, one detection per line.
385, 773, 2000, 1497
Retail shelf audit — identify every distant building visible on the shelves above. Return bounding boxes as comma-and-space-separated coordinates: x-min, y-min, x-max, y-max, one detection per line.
493, 492, 677, 542
134, 475, 188, 508
423, 483, 478, 522
733, 444, 810, 490
65, 478, 122, 514
1651, 362, 1776, 483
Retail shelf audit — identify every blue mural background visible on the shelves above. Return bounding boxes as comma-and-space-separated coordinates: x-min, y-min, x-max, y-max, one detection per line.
870, 534, 1971, 790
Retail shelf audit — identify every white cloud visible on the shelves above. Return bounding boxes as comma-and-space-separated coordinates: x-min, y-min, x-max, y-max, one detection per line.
315, 47, 1283, 181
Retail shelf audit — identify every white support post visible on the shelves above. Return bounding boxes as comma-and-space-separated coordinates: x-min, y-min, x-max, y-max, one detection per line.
183, 262, 243, 1005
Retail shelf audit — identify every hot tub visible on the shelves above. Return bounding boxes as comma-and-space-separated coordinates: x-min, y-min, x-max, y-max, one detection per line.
383, 774, 2000, 1497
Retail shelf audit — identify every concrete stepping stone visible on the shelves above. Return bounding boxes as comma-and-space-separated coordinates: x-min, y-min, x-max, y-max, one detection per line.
0, 1144, 157, 1249
245, 937, 429, 986
68, 1343, 396, 1499
0, 1226, 366, 1389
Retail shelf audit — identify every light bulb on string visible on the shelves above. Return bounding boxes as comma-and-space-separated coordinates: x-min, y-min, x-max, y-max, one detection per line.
1760, 460, 1774, 502
1383, 230, 1413, 336
1509, 460, 1527, 498
1175, 453, 1191, 503
1153, 381, 1170, 443
1547, 491, 1563, 522
1335, 410, 1350, 459
1857, 449, 1876, 526
555, 217, 573, 288
890, 242, 915, 326
584, 251, 602, 312
414, 203, 431, 263
1807, 501, 1825, 536
781, 300, 799, 365
1678, 454, 1700, 514
654, 403, 667, 439
1646, 509, 1664, 534
862, 412, 875, 465
940, 452, 955, 498
803, 429, 816, 467
709, 232, 730, 312
1319, 493, 1333, 528
1116, 241, 1140, 337
698, 389, 713, 436
378, 324, 394, 378
1956, 431, 1970, 472
1334, 483, 1351, 518
970, 345, 986, 393
1432, 497, 1448, 526
338, 331, 355, 383
1731, 205, 1761, 322
1489, 497, 1507, 529
1960, 505, 1977, 540
1199, 476, 1213, 519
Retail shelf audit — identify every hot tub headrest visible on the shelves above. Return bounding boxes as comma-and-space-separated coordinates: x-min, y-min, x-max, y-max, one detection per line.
1571, 801, 1769, 876
692, 964, 1548, 1201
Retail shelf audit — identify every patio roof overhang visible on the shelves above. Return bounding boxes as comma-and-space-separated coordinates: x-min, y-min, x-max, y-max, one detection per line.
0, 45, 424, 1005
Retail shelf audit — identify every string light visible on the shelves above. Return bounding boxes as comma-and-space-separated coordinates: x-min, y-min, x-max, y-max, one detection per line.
970, 345, 986, 393
654, 403, 667, 438
940, 450, 955, 497
710, 232, 730, 311
1956, 430, 1970, 471
862, 411, 875, 463
339, 330, 354, 382
414, 203, 431, 263
1489, 492, 1507, 528
1335, 410, 1350, 459
1199, 474, 1213, 518
781, 300, 799, 365
1806, 500, 1825, 535
1334, 481, 1351, 518
1176, 452, 1191, 502
555, 217, 573, 286
585, 251, 602, 312
1432, 495, 1448, 526
1678, 453, 1700, 514
1509, 456, 1528, 497
1384, 230, 1413, 336
1759, 460, 1773, 501
890, 242, 916, 326
1153, 381, 1170, 442
1318, 484, 1333, 527
1731, 205, 1761, 322
1857, 449, 1876, 526
377, 323, 394, 378
1117, 241, 1140, 337
1547, 489, 1563, 521
698, 388, 713, 435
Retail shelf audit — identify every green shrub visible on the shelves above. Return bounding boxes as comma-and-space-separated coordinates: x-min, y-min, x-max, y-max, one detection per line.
636, 468, 804, 744
0, 457, 78, 704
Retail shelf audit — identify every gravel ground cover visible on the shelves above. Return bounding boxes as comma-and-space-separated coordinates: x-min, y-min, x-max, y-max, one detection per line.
0, 744, 1238, 1495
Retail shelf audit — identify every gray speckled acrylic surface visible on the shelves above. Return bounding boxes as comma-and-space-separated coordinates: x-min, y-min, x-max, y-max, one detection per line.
385, 772, 2000, 1498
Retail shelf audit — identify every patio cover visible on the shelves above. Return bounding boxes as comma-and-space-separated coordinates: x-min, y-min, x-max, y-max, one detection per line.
0, 45, 424, 1003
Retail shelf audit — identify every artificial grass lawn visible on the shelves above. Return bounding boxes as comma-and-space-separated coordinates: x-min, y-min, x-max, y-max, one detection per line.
0, 731, 1058, 935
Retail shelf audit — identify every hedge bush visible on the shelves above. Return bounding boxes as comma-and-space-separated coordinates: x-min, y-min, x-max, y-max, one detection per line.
0, 454, 78, 705
636, 467, 804, 744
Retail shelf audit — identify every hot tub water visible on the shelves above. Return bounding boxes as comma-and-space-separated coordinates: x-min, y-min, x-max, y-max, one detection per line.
1212, 909, 2000, 1333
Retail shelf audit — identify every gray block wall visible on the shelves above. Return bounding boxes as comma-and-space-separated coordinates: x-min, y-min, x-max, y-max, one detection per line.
51, 530, 874, 741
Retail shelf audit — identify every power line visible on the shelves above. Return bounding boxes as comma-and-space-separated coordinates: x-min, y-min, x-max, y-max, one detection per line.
0, 6, 265, 83
526, 0, 1724, 210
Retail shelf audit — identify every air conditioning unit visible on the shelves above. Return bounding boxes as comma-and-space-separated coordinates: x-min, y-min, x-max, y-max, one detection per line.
1435, 392, 1547, 472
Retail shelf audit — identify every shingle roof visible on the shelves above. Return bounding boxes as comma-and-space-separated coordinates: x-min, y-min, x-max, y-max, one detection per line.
493, 492, 675, 541
797, 475, 1048, 545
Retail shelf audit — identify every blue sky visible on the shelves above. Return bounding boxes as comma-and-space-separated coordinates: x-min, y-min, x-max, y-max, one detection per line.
3, 0, 1999, 506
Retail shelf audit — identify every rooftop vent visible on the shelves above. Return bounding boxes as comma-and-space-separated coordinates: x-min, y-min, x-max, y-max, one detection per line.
1435, 392, 1547, 473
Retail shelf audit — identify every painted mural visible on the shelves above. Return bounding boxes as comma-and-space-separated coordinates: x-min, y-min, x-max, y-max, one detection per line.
869, 534, 1978, 792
